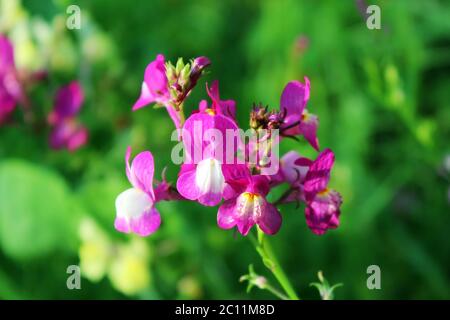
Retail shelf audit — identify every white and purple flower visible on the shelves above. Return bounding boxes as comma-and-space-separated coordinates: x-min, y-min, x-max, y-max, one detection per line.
115, 147, 163, 236
176, 108, 238, 206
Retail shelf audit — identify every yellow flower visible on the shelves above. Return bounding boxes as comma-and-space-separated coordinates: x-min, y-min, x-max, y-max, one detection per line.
108, 238, 151, 295
78, 218, 152, 296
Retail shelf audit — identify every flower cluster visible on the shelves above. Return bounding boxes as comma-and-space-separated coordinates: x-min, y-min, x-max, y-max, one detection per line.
115, 54, 342, 237
0, 34, 88, 152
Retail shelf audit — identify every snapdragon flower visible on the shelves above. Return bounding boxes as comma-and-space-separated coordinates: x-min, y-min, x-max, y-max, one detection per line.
279, 78, 319, 150
300, 149, 342, 235
176, 108, 238, 206
115, 147, 163, 236
218, 165, 281, 236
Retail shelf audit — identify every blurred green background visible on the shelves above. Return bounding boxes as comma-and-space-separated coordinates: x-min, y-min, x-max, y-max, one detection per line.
0, 0, 449, 299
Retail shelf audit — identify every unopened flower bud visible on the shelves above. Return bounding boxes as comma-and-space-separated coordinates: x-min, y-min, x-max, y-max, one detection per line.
179, 64, 191, 87
191, 56, 210, 75
253, 276, 267, 289
175, 57, 185, 75
165, 62, 176, 84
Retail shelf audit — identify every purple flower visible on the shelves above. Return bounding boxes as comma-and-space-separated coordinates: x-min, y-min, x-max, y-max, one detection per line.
48, 81, 84, 125
280, 78, 310, 134
115, 147, 162, 236
132, 54, 170, 111
176, 110, 238, 206
49, 119, 88, 151
0, 35, 24, 124
48, 82, 88, 151
217, 165, 282, 236
132, 54, 211, 130
279, 78, 320, 150
296, 148, 342, 235
302, 148, 335, 197
304, 189, 342, 235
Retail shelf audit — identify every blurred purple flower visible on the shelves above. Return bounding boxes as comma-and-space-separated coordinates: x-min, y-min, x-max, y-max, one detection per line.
48, 81, 84, 125
0, 35, 25, 124
49, 119, 88, 151
48, 81, 88, 151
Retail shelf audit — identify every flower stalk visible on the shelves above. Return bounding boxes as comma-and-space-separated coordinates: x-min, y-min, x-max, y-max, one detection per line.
249, 228, 299, 300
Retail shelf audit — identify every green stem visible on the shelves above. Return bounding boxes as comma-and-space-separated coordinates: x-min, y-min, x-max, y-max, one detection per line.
249, 229, 300, 300
264, 283, 289, 300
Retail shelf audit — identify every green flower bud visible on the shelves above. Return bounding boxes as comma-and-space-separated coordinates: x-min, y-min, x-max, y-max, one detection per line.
175, 57, 185, 75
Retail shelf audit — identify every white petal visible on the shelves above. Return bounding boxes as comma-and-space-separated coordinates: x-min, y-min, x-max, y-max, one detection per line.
195, 158, 224, 195
115, 188, 153, 220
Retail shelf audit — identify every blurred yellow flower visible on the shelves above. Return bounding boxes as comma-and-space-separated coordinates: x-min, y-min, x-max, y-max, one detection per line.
0, 0, 27, 32
79, 218, 112, 282
78, 217, 152, 296
108, 238, 151, 296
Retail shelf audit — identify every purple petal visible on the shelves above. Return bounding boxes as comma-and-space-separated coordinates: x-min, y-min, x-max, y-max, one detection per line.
236, 215, 255, 236
303, 148, 335, 197
165, 105, 182, 130
50, 81, 84, 124
247, 175, 270, 197
280, 77, 310, 135
130, 207, 161, 236
234, 192, 259, 236
257, 202, 282, 235
176, 165, 202, 200
299, 110, 319, 151
222, 164, 250, 195
198, 191, 222, 206
49, 119, 88, 151
132, 81, 155, 110
125, 147, 155, 198
66, 124, 88, 151
206, 81, 236, 120
132, 54, 169, 110
182, 112, 238, 163
144, 54, 168, 97
192, 56, 211, 71
217, 199, 238, 230
305, 189, 342, 235
0, 35, 15, 73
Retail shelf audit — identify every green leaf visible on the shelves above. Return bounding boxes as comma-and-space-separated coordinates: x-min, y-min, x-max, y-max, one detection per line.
0, 160, 81, 260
